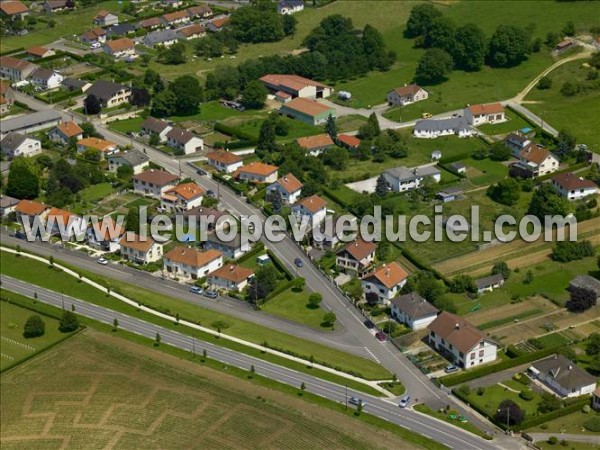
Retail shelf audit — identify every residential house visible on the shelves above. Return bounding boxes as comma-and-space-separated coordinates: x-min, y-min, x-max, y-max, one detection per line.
464, 103, 505, 126
107, 149, 150, 174
515, 144, 559, 178
337, 134, 361, 151
166, 127, 204, 155
383, 165, 441, 192
141, 117, 172, 142
62, 77, 91, 93
106, 23, 137, 38
0, 81, 16, 114
413, 117, 472, 139
206, 16, 230, 32
233, 162, 279, 184
204, 232, 252, 259
49, 121, 83, 145
0, 110, 61, 139
292, 194, 327, 227
161, 10, 190, 27
207, 150, 244, 174
260, 74, 332, 99
361, 262, 408, 304
46, 207, 83, 240
0, 196, 20, 218
139, 17, 162, 30
85, 80, 132, 108
437, 186, 463, 203
593, 387, 600, 411
387, 84, 428, 106
551, 172, 597, 201
279, 98, 336, 126
187, 5, 212, 19
504, 132, 531, 157
76, 137, 118, 157
277, 0, 304, 14
133, 169, 179, 198
176, 24, 206, 40
43, 0, 73, 13
15, 199, 49, 227
142, 29, 179, 48
313, 214, 357, 250
28, 68, 64, 90
103, 38, 136, 58
161, 182, 204, 212
568, 275, 600, 300
93, 10, 119, 27
475, 274, 505, 293
164, 247, 223, 280
207, 264, 254, 292
0, 1, 29, 20
431, 150, 442, 160
87, 216, 125, 252
296, 134, 335, 156
183, 206, 227, 231
391, 292, 439, 330
267, 173, 303, 204
161, 0, 184, 7
0, 56, 38, 82
0, 133, 42, 159
449, 162, 466, 174
26, 46, 56, 59
428, 311, 498, 368
335, 239, 376, 274
119, 232, 163, 264
529, 355, 597, 398
81, 27, 107, 45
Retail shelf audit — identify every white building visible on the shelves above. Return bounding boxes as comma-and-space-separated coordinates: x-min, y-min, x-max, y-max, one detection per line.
335, 239, 376, 274
103, 38, 136, 59
267, 173, 303, 204
107, 150, 150, 175
0, 133, 41, 159
207, 150, 244, 174
551, 172, 597, 201
475, 274, 505, 294
160, 182, 204, 212
516, 144, 559, 178
28, 67, 63, 90
166, 127, 204, 155
207, 264, 254, 292
87, 216, 124, 253
413, 117, 472, 139
76, 137, 118, 157
133, 169, 179, 198
529, 355, 597, 398
277, 0, 304, 14
292, 194, 327, 228
85, 80, 131, 108
141, 117, 172, 143
119, 232, 163, 264
234, 162, 279, 184
464, 103, 505, 126
391, 292, 439, 330
428, 312, 498, 369
163, 247, 223, 280
361, 262, 409, 304
387, 84, 428, 106
49, 121, 83, 145
383, 165, 441, 192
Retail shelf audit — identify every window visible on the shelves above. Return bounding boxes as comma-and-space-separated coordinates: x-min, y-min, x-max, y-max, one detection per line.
479, 350, 484, 357
470, 353, 475, 360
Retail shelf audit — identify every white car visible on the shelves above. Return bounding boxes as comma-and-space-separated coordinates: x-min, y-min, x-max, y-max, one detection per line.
90, 42, 101, 49
97, 257, 109, 265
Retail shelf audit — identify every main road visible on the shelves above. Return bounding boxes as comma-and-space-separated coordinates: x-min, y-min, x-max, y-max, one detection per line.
1, 275, 510, 450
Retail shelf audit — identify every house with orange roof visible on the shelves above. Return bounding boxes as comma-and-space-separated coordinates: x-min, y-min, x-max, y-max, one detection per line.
76, 137, 118, 157
279, 97, 336, 126
336, 239, 377, 274
260, 74, 332, 99
119, 232, 163, 264
207, 15, 230, 32
93, 10, 118, 27
138, 17, 162, 30
361, 262, 409, 304
387, 84, 428, 106
81, 27, 107, 45
49, 121, 84, 145
0, 1, 29, 21
0, 56, 38, 82
161, 9, 190, 26
103, 37, 136, 59
163, 247, 223, 279
26, 46, 56, 59
176, 24, 206, 40
0, 80, 15, 114
266, 173, 303, 204
292, 194, 327, 227
133, 169, 180, 198
337, 134, 361, 150
15, 200, 49, 226
296, 134, 334, 156
187, 4, 212, 19
160, 182, 204, 212
207, 150, 244, 173
46, 207, 83, 240
516, 143, 559, 177
87, 216, 125, 252
234, 162, 279, 184
207, 264, 254, 292
464, 103, 505, 126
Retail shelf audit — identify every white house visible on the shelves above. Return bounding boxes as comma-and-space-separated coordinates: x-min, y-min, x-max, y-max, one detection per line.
504, 133, 531, 157
0, 133, 41, 159
28, 68, 63, 90
383, 165, 441, 192
166, 127, 204, 155
475, 274, 505, 294
93, 10, 119, 27
14, 200, 49, 227
233, 162, 279, 184
296, 134, 335, 156
313, 214, 357, 250
87, 216, 125, 253
161, 10, 190, 27
428, 312, 498, 369
267, 173, 303, 204
160, 182, 204, 212
46, 207, 83, 240
413, 117, 472, 139
551, 172, 597, 201
133, 169, 179, 198
119, 232, 163, 264
49, 121, 83, 145
76, 137, 118, 158
103, 38, 136, 59
529, 355, 597, 398
85, 80, 131, 108
81, 27, 107, 45
335, 239, 376, 274
361, 262, 409, 304
141, 117, 172, 143
391, 292, 439, 330
163, 247, 223, 280
207, 150, 244, 174
0, 56, 38, 82
464, 103, 505, 126
207, 264, 254, 292
107, 150, 150, 175
277, 0, 304, 14
292, 195, 327, 228
516, 144, 559, 178
387, 84, 428, 106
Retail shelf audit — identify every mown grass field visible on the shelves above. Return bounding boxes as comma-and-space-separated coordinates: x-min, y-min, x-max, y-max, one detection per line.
528, 409, 600, 434
262, 287, 326, 330
0, 331, 416, 450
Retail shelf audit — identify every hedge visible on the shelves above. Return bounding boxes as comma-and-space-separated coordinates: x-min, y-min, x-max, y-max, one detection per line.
35, 88, 82, 104
236, 241, 265, 264
214, 122, 258, 144
322, 186, 352, 210
0, 47, 24, 56
519, 398, 590, 429
266, 249, 293, 281
396, 245, 450, 285
265, 279, 296, 301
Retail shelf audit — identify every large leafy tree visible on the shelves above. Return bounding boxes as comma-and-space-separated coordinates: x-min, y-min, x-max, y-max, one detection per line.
567, 287, 597, 312
415, 48, 453, 85
151, 90, 177, 118
24, 315, 45, 338
248, 265, 278, 305
453, 23, 486, 71
230, 2, 284, 43
487, 178, 521, 206
424, 16, 455, 52
83, 94, 102, 115
362, 24, 394, 71
7, 157, 40, 199
495, 400, 525, 426
240, 79, 267, 110
168, 75, 203, 115
405, 3, 442, 38
487, 25, 530, 67
527, 183, 570, 220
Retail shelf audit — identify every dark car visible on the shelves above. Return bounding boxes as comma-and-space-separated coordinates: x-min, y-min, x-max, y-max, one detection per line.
375, 331, 387, 342
204, 290, 218, 299
206, 189, 216, 198
294, 258, 303, 267
364, 320, 375, 329
196, 169, 207, 176
14, 231, 27, 240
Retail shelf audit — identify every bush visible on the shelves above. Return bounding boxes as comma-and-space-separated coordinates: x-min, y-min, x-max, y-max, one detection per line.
519, 389, 535, 401
23, 315, 45, 338
583, 416, 600, 432
547, 436, 558, 445
582, 405, 591, 414
476, 386, 485, 396
537, 76, 552, 90
457, 384, 471, 396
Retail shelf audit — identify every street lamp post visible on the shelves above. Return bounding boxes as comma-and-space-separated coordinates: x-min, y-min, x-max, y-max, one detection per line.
345, 385, 348, 411
61, 293, 65, 310
498, 406, 510, 432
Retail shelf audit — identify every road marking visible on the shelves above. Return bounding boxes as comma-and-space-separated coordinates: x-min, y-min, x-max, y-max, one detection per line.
364, 346, 381, 363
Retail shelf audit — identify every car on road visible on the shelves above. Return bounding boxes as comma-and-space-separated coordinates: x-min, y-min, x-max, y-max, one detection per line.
189, 286, 203, 295
444, 364, 459, 374
206, 189, 215, 198
97, 257, 109, 265
364, 320, 375, 329
375, 331, 387, 342
196, 168, 207, 176
203, 290, 218, 299
14, 231, 27, 240
294, 258, 303, 267
399, 395, 411, 408
348, 397, 366, 407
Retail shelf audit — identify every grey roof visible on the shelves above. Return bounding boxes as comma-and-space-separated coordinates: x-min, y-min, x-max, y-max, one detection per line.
475, 274, 504, 290
206, 231, 244, 249
142, 29, 179, 46
384, 164, 440, 182
166, 127, 194, 144
414, 117, 469, 132
86, 80, 129, 103
141, 117, 170, 134
0, 110, 62, 134
450, 162, 466, 170
62, 77, 88, 91
278, 0, 304, 9
107, 23, 137, 36
391, 292, 439, 319
0, 195, 19, 208
1, 132, 31, 152
531, 355, 596, 391
108, 149, 149, 166
568, 275, 600, 296
30, 67, 56, 81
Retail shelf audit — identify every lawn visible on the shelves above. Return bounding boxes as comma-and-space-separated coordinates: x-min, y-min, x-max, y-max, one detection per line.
171, 101, 254, 123
262, 287, 327, 330
529, 410, 600, 434
464, 382, 542, 418
413, 404, 490, 440
477, 110, 533, 136
222, 115, 322, 142
459, 157, 509, 187
536, 442, 599, 450
107, 117, 145, 134
0, 301, 68, 371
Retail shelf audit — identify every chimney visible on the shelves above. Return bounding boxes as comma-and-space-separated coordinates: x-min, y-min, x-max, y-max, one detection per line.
284, 176, 288, 182
230, 265, 234, 271
455, 323, 460, 330
568, 365, 573, 370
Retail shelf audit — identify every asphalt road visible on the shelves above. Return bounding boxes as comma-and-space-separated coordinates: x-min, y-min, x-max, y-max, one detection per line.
1, 275, 503, 450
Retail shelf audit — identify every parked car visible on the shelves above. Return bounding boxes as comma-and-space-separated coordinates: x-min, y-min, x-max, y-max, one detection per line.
364, 320, 375, 329
206, 189, 215, 198
196, 168, 207, 176
97, 257, 108, 265
444, 364, 459, 374
204, 290, 218, 299
189, 286, 203, 295
294, 258, 303, 268
14, 231, 27, 240
399, 395, 411, 408
90, 42, 101, 49
348, 397, 366, 407
375, 331, 387, 342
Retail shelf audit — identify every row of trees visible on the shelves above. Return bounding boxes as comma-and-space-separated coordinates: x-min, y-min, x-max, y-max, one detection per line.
23, 310, 80, 339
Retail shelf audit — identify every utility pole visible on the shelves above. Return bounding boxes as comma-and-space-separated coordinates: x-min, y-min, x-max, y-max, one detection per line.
345, 385, 348, 411
192, 336, 195, 357
61, 293, 65, 310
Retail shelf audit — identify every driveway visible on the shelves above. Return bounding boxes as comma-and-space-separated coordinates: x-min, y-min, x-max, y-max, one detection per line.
463, 363, 531, 389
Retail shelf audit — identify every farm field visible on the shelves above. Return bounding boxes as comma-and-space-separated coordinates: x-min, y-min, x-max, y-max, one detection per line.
0, 331, 416, 449
0, 301, 66, 371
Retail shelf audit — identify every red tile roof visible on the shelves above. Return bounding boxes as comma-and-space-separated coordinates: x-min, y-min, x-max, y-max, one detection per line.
164, 182, 204, 200
164, 247, 222, 268
208, 264, 254, 283
552, 172, 597, 191
56, 121, 83, 138
337, 134, 361, 148
119, 232, 157, 253
520, 144, 553, 165
15, 199, 47, 216
468, 103, 505, 116
298, 195, 326, 214
133, 169, 179, 186
163, 9, 189, 22
339, 239, 376, 261
296, 134, 334, 150
234, 162, 278, 178
260, 74, 329, 91
362, 262, 408, 289
392, 84, 424, 96
427, 311, 493, 354
105, 38, 135, 52
274, 173, 303, 193
26, 46, 52, 58
77, 137, 117, 152
207, 150, 243, 165
283, 97, 333, 117
47, 207, 77, 226
0, 1, 29, 15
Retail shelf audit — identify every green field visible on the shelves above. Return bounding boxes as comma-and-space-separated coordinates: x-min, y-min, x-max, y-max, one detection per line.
223, 115, 322, 142
262, 287, 327, 330
477, 110, 533, 136
107, 117, 145, 134
0, 301, 67, 371
529, 410, 600, 434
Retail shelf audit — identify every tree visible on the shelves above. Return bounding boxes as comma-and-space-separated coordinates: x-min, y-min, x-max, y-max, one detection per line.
487, 25, 530, 67
545, 31, 561, 49
249, 364, 255, 376
552, 240, 595, 262
405, 3, 443, 38
495, 399, 525, 426
230, 2, 284, 43
537, 76, 553, 90
563, 21, 576, 37
560, 81, 580, 97
169, 75, 203, 115
538, 392, 563, 414
424, 16, 455, 52
161, 42, 186, 65
117, 164, 134, 181
113, 318, 119, 331
524, 270, 534, 285
362, 24, 394, 71
130, 87, 151, 107
195, 35, 225, 57
566, 286, 597, 312
257, 115, 279, 154
151, 90, 177, 118
59, 310, 79, 332
449, 274, 477, 293
322, 311, 337, 328
586, 333, 600, 356
487, 178, 521, 206
452, 23, 486, 71
322, 147, 349, 171
144, 69, 161, 88
415, 48, 453, 85
248, 265, 278, 304
292, 277, 305, 291
489, 142, 512, 161
492, 261, 511, 280
6, 157, 40, 199
141, 53, 152, 67
528, 183, 570, 220
325, 114, 337, 139
308, 293, 322, 309
375, 174, 388, 198
125, 206, 140, 232
376, 241, 390, 261
240, 79, 267, 109
556, 129, 577, 157
84, 94, 102, 115
80, 121, 97, 138
358, 112, 381, 140
299, 382, 306, 394
271, 190, 283, 213
154, 332, 161, 346
24, 315, 45, 338
282, 14, 297, 36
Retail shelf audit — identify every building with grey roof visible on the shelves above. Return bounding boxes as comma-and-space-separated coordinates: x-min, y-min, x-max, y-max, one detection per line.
142, 29, 180, 48
62, 77, 91, 92
391, 292, 439, 330
107, 149, 150, 174
529, 354, 597, 398
383, 164, 441, 192
0, 110, 61, 138
568, 275, 600, 298
86, 79, 131, 108
0, 132, 42, 159
475, 274, 504, 293
0, 195, 20, 217
414, 117, 472, 139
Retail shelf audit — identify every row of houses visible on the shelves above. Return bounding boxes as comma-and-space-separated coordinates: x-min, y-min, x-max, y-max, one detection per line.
0, 56, 63, 89
140, 117, 204, 154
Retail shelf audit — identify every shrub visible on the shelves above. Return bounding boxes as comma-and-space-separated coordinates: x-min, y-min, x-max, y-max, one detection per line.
519, 389, 535, 401
23, 315, 45, 338
476, 386, 485, 396
547, 436, 558, 445
582, 405, 591, 414
457, 384, 471, 396
583, 416, 600, 432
